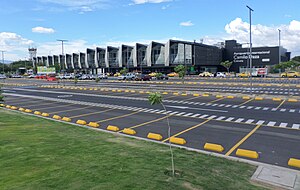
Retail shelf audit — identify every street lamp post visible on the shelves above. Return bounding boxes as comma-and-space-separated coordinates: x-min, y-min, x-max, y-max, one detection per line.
246, 5, 254, 95
1, 51, 5, 74
57, 39, 68, 73
278, 29, 281, 64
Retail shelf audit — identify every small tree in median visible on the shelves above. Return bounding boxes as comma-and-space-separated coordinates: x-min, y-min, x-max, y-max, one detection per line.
120, 68, 128, 75
148, 92, 175, 177
174, 64, 186, 83
95, 77, 100, 83
74, 78, 78, 86
0, 84, 3, 103
220, 60, 232, 74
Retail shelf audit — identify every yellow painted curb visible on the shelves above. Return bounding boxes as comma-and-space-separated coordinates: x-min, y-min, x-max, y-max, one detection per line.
193, 94, 200, 97
53, 115, 61, 120
76, 120, 87, 125
216, 95, 223, 98
24, 109, 32, 113
169, 137, 186, 145
62, 117, 71, 122
122, 128, 136, 135
288, 158, 300, 168
242, 96, 251, 100
10, 106, 18, 110
88, 122, 100, 128
147, 133, 163, 141
204, 143, 224, 153
227, 95, 234, 99
272, 98, 282, 101
288, 98, 298, 102
107, 125, 119, 132
18, 108, 25, 111
254, 97, 263, 101
236, 148, 259, 159
34, 111, 41, 115
41, 113, 49, 117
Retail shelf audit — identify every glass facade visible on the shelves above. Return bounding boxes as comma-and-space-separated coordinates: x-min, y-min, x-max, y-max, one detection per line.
151, 43, 165, 65
96, 48, 106, 67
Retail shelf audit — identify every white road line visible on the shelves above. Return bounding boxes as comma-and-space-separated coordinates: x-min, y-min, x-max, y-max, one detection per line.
290, 109, 295, 113
216, 116, 226, 120
280, 109, 286, 112
207, 115, 217, 119
292, 124, 300, 129
239, 106, 246, 108
245, 119, 255, 124
263, 107, 269, 110
199, 114, 209, 118
256, 120, 265, 125
176, 112, 186, 116
232, 105, 238, 108
254, 107, 261, 110
271, 108, 277, 111
247, 106, 253, 109
225, 117, 235, 121
235, 118, 244, 122
279, 123, 288, 128
267, 121, 276, 126
191, 114, 201, 117
183, 113, 193, 117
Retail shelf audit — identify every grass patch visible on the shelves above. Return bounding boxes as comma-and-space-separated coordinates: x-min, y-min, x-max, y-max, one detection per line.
0, 109, 266, 190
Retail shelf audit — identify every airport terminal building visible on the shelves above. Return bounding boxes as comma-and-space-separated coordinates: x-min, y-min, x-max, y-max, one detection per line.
33, 39, 290, 74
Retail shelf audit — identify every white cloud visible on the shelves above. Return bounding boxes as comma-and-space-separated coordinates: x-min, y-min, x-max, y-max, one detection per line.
32, 27, 55, 34
205, 18, 300, 56
180, 21, 194, 27
132, 0, 172, 5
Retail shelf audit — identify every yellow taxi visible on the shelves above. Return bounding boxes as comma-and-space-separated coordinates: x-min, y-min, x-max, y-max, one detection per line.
199, 71, 213, 77
238, 72, 251, 78
167, 72, 179, 77
280, 71, 300, 78
114, 72, 121, 77
149, 72, 157, 77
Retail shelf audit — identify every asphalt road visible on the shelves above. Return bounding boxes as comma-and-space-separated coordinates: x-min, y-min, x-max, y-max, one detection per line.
1, 79, 300, 170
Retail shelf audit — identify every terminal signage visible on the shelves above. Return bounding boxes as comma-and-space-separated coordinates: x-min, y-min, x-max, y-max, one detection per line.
233, 51, 270, 63
37, 66, 56, 74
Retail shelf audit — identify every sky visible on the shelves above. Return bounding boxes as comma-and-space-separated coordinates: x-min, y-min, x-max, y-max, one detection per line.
0, 0, 300, 61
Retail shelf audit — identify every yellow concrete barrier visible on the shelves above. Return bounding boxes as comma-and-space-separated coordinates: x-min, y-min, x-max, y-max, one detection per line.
6, 105, 11, 109
147, 133, 163, 141
272, 98, 282, 102
41, 113, 49, 117
162, 92, 168, 95
130, 90, 136, 93
288, 158, 300, 168
112, 89, 116, 92
18, 108, 25, 111
254, 97, 263, 101
181, 93, 187, 96
216, 95, 223, 98
288, 98, 298, 103
10, 106, 18, 110
169, 137, 186, 145
53, 115, 61, 120
227, 95, 234, 99
24, 109, 32, 113
202, 94, 209, 97
193, 94, 200, 97
62, 117, 71, 122
236, 148, 259, 159
125, 90, 129, 92
204, 143, 224, 153
34, 111, 41, 115
88, 122, 100, 128
117, 90, 122, 92
173, 92, 179, 95
76, 120, 87, 125
0, 103, 5, 107
122, 128, 136, 135
107, 125, 119, 132
242, 96, 251, 100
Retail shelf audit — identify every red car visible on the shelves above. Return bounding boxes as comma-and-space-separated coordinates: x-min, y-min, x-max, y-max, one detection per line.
46, 75, 57, 81
35, 75, 47, 79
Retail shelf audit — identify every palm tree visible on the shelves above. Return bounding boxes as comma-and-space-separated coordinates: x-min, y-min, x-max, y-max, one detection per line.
148, 92, 175, 177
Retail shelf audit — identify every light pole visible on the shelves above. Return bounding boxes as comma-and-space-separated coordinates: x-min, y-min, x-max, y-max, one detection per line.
246, 5, 254, 95
278, 29, 281, 64
1, 51, 5, 74
57, 39, 68, 73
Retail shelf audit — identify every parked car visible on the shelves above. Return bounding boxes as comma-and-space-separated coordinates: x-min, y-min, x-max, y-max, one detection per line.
46, 75, 57, 81
135, 74, 151, 81
149, 72, 157, 77
280, 71, 300, 78
215, 72, 226, 78
167, 72, 179, 77
28, 74, 36, 78
156, 74, 169, 80
114, 72, 121, 77
199, 72, 214, 77
78, 74, 89, 80
35, 74, 47, 79
11, 74, 22, 78
118, 73, 136, 80
0, 74, 6, 79
97, 73, 108, 79
238, 72, 251, 78
88, 74, 96, 80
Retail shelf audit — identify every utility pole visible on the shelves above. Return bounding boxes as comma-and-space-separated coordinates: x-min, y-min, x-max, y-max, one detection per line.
1, 51, 5, 74
278, 29, 281, 64
246, 5, 254, 95
57, 39, 68, 73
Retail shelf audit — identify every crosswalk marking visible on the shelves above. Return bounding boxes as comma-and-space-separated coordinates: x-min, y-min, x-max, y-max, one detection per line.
256, 120, 265, 125
255, 107, 261, 110
239, 106, 246, 108
280, 109, 286, 112
207, 115, 217, 119
290, 109, 295, 113
225, 117, 235, 121
279, 123, 288, 128
183, 113, 193, 117
263, 107, 269, 110
245, 119, 254, 124
235, 118, 244, 122
199, 114, 209, 118
191, 114, 201, 117
292, 124, 300, 129
267, 121, 276, 126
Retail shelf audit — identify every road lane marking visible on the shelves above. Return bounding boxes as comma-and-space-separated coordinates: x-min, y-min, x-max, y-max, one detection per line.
238, 98, 253, 106
279, 123, 288, 128
49, 105, 93, 114
69, 108, 115, 119
225, 117, 235, 121
276, 100, 286, 110
95, 111, 141, 123
267, 121, 276, 126
256, 120, 265, 125
209, 97, 226, 103
292, 124, 300, 129
225, 124, 262, 156
162, 119, 211, 143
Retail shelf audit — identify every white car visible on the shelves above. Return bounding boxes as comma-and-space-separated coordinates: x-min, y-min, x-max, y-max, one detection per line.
118, 73, 136, 80
0, 74, 6, 79
216, 72, 226, 78
97, 73, 108, 79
